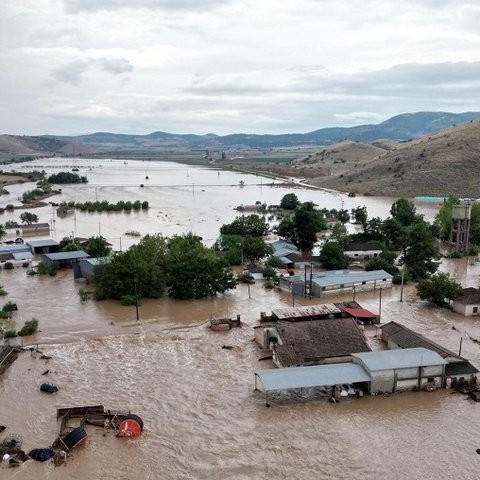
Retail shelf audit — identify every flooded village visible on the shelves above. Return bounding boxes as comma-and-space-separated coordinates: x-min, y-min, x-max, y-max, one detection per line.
2, 159, 480, 479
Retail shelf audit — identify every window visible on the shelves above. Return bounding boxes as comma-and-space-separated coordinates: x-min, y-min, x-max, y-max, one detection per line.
474, 307, 478, 314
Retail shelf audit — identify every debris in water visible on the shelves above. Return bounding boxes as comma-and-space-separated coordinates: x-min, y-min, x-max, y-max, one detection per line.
40, 383, 59, 394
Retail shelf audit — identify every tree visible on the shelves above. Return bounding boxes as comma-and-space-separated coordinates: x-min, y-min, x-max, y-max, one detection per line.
390, 198, 418, 226
47, 172, 87, 183
165, 233, 237, 299
85, 236, 111, 258
241, 236, 272, 263
319, 241, 349, 270
20, 212, 38, 225
337, 209, 350, 224
276, 202, 326, 253
365, 255, 399, 276
417, 272, 463, 306
0, 224, 5, 242
220, 214, 269, 237
59, 236, 81, 252
280, 193, 300, 210
381, 218, 408, 251
364, 217, 384, 240
402, 221, 440, 280
330, 223, 350, 246
351, 206, 368, 227
95, 234, 168, 301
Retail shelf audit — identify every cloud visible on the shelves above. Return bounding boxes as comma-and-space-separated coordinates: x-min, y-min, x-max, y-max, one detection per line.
98, 58, 134, 75
292, 62, 480, 98
63, 0, 227, 13
51, 58, 134, 85
51, 60, 90, 86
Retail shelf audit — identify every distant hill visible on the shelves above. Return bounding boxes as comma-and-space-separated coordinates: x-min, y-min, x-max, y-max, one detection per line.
52, 111, 480, 150
308, 119, 480, 197
0, 135, 101, 156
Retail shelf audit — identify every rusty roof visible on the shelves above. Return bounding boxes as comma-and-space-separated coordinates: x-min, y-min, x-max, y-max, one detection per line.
273, 318, 371, 367
272, 304, 341, 320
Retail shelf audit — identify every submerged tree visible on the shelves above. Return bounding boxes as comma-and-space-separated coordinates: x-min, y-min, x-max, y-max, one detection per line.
276, 202, 326, 253
417, 272, 462, 306
165, 233, 238, 299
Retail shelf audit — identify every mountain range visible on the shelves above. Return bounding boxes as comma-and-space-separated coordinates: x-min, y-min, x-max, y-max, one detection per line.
56, 111, 480, 150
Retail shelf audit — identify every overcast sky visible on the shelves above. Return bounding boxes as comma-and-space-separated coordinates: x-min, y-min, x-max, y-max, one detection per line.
1, 0, 480, 135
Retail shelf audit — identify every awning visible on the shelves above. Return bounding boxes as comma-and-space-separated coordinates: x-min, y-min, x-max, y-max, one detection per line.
255, 363, 371, 393
344, 307, 376, 319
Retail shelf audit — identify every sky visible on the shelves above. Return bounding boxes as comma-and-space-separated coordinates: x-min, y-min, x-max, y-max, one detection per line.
1, 0, 480, 136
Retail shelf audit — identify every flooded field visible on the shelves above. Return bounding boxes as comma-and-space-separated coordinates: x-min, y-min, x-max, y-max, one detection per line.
1, 159, 480, 479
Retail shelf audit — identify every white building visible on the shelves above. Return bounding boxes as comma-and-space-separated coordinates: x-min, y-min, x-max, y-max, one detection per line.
453, 288, 480, 316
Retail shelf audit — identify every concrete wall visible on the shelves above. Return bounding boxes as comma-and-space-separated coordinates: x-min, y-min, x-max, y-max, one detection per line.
396, 367, 419, 380
369, 369, 395, 394
395, 378, 419, 391
422, 365, 444, 377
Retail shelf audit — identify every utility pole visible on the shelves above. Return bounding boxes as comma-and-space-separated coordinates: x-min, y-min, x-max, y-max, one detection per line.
379, 288, 382, 322
400, 269, 405, 302
304, 265, 307, 298
309, 263, 313, 300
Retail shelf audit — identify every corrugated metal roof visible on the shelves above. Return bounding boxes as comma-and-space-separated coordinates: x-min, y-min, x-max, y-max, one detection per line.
344, 307, 376, 319
272, 304, 341, 319
273, 248, 299, 257
12, 252, 33, 261
270, 240, 299, 252
0, 245, 31, 254
81, 257, 111, 266
282, 270, 392, 288
312, 270, 392, 287
26, 239, 59, 247
255, 363, 371, 392
276, 256, 293, 265
43, 250, 89, 261
352, 348, 447, 371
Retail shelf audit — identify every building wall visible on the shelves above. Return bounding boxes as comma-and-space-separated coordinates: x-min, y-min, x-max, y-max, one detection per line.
369, 369, 395, 394
395, 378, 419, 391
422, 365, 444, 377
453, 302, 480, 316
396, 367, 419, 380
345, 250, 382, 259
310, 279, 392, 298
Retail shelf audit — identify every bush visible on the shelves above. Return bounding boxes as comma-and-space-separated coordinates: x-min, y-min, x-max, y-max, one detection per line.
3, 301, 18, 313
0, 285, 6, 296
37, 261, 59, 276
120, 294, 141, 306
18, 318, 39, 336
4, 329, 17, 338
4, 262, 14, 270
78, 288, 91, 302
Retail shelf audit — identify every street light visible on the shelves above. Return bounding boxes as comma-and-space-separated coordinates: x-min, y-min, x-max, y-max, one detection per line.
133, 278, 139, 321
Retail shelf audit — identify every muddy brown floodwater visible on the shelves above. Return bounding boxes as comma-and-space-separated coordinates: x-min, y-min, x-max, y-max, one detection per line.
1, 159, 480, 479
